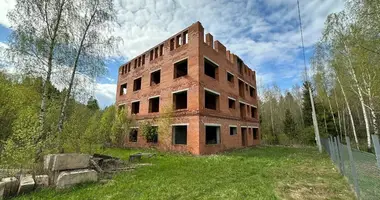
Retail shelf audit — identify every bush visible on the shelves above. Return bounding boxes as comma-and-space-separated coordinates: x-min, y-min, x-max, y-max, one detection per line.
140, 121, 158, 143
2, 108, 39, 167
111, 107, 134, 147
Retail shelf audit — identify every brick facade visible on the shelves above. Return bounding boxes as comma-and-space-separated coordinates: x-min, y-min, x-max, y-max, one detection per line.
116, 21, 260, 155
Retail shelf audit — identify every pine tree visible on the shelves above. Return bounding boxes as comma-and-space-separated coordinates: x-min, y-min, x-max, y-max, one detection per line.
283, 108, 296, 138
302, 81, 313, 126
87, 97, 99, 110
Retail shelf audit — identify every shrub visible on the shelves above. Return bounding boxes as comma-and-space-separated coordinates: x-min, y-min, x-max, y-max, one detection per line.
140, 121, 158, 143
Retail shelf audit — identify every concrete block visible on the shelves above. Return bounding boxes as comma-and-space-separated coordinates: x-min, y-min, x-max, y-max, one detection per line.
44, 154, 55, 171
1, 177, 19, 198
34, 175, 49, 188
17, 174, 35, 194
51, 154, 90, 171
56, 169, 97, 189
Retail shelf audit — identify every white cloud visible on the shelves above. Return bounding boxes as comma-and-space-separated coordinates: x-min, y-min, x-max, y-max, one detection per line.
0, 0, 15, 28
109, 0, 344, 88
0, 0, 345, 106
95, 83, 116, 108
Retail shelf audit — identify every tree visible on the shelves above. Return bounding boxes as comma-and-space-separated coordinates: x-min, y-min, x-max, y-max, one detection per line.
98, 105, 115, 146
82, 111, 102, 153
7, 0, 70, 159
283, 109, 296, 140
140, 121, 158, 143
302, 81, 313, 127
156, 105, 174, 150
56, 0, 117, 152
110, 107, 134, 147
87, 96, 100, 110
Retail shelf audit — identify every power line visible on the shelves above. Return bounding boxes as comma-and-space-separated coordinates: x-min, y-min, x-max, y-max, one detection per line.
297, 0, 308, 80
296, 0, 322, 153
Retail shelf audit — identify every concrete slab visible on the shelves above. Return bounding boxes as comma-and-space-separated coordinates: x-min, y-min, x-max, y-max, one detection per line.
56, 169, 97, 189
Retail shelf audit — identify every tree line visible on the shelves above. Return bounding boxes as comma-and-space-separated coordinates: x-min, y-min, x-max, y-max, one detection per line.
0, 0, 122, 167
260, 0, 380, 152
0, 72, 136, 167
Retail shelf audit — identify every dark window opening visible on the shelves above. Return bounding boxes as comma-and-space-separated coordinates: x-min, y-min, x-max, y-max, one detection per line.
205, 90, 219, 110
251, 107, 257, 118
183, 31, 188, 44
240, 103, 246, 118
204, 58, 218, 79
129, 129, 138, 142
237, 58, 243, 74
134, 59, 137, 69
155, 47, 158, 59
238, 80, 244, 97
174, 59, 188, 78
230, 126, 237, 136
173, 125, 187, 144
149, 97, 160, 113
245, 84, 248, 92
131, 101, 140, 114
227, 72, 234, 83
205, 126, 220, 144
147, 126, 158, 143
176, 35, 182, 47
253, 128, 258, 140
128, 64, 131, 72
170, 38, 175, 50
173, 91, 187, 110
138, 57, 141, 67
160, 44, 164, 56
150, 70, 161, 86
247, 105, 250, 116
150, 50, 154, 61
142, 55, 145, 65
250, 87, 254, 97
120, 83, 127, 96
228, 98, 235, 109
133, 78, 141, 91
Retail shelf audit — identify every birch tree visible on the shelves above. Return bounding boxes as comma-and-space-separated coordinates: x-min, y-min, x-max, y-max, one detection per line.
7, 0, 70, 158
56, 0, 118, 152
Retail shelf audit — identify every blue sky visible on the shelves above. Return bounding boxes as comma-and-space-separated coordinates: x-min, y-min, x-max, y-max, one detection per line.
0, 0, 345, 108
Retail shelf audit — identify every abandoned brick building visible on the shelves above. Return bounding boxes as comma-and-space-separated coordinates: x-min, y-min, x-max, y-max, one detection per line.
116, 21, 259, 155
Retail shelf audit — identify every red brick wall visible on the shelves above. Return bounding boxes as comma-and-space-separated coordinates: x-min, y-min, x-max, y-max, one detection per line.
124, 116, 200, 154
198, 116, 259, 154
116, 21, 260, 155
198, 37, 259, 123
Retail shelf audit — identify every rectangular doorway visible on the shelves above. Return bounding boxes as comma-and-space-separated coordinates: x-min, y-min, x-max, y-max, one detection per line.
241, 127, 247, 146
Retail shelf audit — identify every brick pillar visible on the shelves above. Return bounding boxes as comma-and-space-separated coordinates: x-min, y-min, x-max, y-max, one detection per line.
214, 40, 226, 57
205, 33, 213, 48
226, 50, 231, 61
230, 54, 236, 64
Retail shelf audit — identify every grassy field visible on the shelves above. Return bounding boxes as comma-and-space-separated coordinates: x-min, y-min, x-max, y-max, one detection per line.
14, 146, 355, 200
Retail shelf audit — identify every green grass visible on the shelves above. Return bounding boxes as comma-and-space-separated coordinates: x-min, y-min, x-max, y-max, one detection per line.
15, 146, 355, 200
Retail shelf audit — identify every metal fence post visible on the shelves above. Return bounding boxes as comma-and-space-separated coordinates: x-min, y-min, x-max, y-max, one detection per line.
371, 134, 380, 168
345, 136, 360, 199
327, 137, 333, 160
334, 137, 341, 173
330, 136, 337, 163
337, 136, 345, 176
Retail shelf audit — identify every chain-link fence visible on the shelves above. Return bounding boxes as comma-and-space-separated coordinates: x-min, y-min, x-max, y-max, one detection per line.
321, 135, 380, 200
